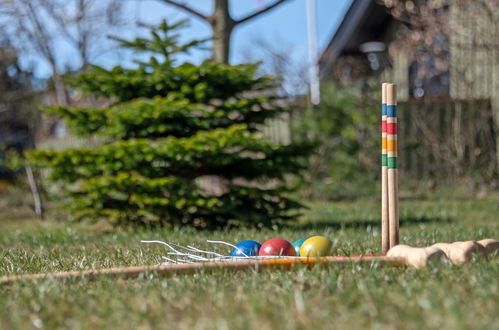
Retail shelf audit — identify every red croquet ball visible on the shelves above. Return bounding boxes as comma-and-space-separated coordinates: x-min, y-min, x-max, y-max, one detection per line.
258, 238, 296, 256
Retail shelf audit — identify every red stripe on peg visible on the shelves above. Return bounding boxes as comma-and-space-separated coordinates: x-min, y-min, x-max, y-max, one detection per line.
387, 123, 397, 135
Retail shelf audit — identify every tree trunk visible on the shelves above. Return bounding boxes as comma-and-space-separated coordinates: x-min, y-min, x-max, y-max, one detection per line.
53, 73, 68, 105
211, 0, 234, 64
159, 0, 290, 64
25, 165, 44, 220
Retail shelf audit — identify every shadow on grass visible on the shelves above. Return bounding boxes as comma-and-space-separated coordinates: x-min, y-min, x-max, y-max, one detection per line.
293, 216, 453, 230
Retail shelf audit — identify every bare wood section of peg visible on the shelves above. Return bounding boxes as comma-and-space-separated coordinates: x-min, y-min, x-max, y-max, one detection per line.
387, 83, 397, 106
0, 256, 407, 285
382, 82, 388, 104
388, 166, 399, 247
382, 168, 389, 253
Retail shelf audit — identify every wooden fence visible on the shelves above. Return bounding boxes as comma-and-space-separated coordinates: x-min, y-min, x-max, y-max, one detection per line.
397, 98, 496, 180
260, 113, 292, 145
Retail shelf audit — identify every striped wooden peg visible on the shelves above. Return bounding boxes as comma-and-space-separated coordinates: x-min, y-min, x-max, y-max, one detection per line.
381, 83, 389, 254
386, 83, 399, 248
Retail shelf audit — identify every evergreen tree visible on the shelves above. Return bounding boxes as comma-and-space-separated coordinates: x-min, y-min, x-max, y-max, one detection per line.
29, 20, 311, 228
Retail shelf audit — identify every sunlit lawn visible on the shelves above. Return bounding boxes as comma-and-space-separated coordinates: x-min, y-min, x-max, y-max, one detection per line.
0, 190, 498, 329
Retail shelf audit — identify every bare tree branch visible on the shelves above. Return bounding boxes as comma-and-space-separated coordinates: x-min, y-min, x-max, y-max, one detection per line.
235, 0, 289, 25
157, 0, 208, 21
2, 0, 128, 103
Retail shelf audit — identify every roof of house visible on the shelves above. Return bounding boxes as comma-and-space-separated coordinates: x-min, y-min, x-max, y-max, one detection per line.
319, 0, 393, 78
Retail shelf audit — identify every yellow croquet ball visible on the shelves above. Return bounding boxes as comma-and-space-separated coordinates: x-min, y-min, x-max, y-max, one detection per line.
300, 236, 332, 257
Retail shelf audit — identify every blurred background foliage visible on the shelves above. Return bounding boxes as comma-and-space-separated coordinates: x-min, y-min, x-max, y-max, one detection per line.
292, 82, 379, 200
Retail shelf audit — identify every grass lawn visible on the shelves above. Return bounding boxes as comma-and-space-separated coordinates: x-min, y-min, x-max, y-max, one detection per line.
0, 190, 498, 329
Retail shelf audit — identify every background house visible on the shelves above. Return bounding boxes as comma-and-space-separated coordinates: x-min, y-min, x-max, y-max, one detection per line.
319, 0, 498, 104
319, 0, 498, 180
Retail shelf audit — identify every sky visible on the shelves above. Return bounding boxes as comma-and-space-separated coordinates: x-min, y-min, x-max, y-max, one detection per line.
25, 0, 352, 79
133, 0, 352, 63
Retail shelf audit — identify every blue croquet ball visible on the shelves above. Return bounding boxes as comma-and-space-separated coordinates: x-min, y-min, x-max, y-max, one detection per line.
230, 240, 262, 257
292, 238, 308, 256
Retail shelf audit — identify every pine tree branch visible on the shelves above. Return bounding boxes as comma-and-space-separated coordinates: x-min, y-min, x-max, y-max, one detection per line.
235, 0, 289, 25
158, 0, 208, 21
